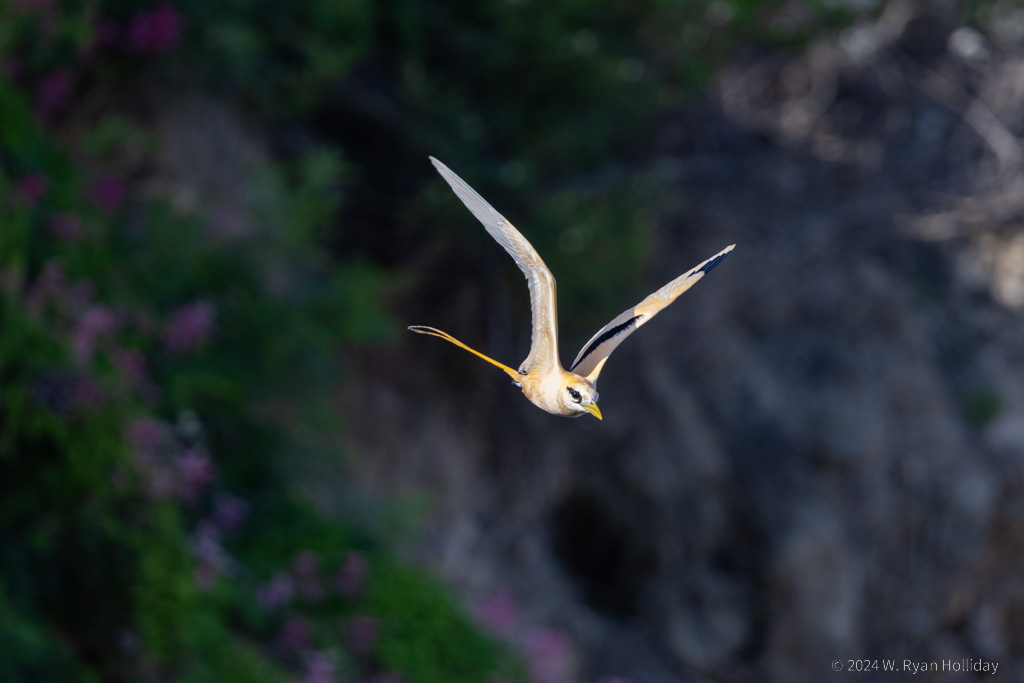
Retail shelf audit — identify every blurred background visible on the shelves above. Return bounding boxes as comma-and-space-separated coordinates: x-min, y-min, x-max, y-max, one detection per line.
3, 0, 1024, 681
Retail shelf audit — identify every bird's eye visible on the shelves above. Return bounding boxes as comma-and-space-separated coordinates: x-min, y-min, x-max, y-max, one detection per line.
567, 387, 582, 403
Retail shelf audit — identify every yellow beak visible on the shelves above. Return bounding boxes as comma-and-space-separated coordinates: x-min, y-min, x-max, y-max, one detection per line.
582, 401, 603, 420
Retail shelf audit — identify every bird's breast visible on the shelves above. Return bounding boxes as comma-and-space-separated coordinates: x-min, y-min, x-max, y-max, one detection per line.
519, 371, 574, 417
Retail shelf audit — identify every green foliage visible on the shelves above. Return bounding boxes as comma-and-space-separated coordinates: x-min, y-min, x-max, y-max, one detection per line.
169, 0, 374, 112
370, 563, 524, 683
965, 389, 1003, 427
0, 580, 94, 683
0, 2, 521, 681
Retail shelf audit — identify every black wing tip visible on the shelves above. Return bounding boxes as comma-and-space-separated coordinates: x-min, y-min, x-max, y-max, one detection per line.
699, 245, 735, 275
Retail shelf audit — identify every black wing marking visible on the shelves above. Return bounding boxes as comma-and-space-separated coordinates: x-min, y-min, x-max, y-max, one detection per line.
568, 244, 734, 383
570, 315, 642, 372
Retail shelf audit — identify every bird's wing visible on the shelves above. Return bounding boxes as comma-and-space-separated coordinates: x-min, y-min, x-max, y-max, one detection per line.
430, 157, 561, 374
569, 244, 734, 384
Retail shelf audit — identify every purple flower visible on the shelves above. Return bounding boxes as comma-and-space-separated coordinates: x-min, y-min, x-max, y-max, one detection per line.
11, 173, 47, 205
89, 175, 125, 212
257, 572, 294, 610
211, 493, 250, 532
126, 417, 164, 451
276, 617, 310, 654
523, 628, 571, 683
73, 306, 116, 366
335, 551, 369, 597
138, 460, 176, 500
175, 448, 215, 503
475, 586, 518, 637
193, 522, 229, 575
128, 3, 180, 53
303, 651, 336, 683
35, 69, 71, 119
344, 616, 380, 654
164, 300, 215, 353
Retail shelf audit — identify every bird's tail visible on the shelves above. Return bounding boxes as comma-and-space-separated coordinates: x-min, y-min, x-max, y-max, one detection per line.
407, 326, 521, 381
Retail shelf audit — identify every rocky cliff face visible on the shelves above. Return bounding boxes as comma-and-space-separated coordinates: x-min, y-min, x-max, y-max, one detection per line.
332, 5, 1024, 682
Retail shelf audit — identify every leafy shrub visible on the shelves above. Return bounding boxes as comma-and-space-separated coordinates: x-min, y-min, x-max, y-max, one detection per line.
0, 2, 519, 681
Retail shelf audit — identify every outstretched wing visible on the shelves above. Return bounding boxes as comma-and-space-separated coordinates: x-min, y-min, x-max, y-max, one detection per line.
569, 244, 735, 384
430, 157, 561, 375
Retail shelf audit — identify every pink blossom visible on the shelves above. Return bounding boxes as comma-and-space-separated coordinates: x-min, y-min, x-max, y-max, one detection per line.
136, 458, 176, 500
344, 616, 380, 654
50, 212, 83, 242
303, 651, 336, 683
193, 522, 229, 570
523, 628, 571, 683
73, 306, 116, 366
89, 175, 125, 212
35, 69, 71, 119
258, 572, 295, 610
175, 448, 215, 503
335, 551, 369, 597
11, 173, 47, 205
126, 417, 164, 450
475, 586, 518, 637
128, 3, 180, 53
164, 300, 215, 353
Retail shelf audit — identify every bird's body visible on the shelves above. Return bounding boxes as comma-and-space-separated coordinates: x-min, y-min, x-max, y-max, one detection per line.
410, 157, 734, 420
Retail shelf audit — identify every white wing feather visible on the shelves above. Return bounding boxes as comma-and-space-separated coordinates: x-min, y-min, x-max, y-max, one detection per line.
430, 157, 561, 374
569, 244, 735, 384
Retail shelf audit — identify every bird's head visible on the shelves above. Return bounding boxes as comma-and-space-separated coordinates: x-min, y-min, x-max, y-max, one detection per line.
561, 378, 602, 420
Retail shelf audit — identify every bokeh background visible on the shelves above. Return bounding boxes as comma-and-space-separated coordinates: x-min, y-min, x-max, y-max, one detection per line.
4, 0, 1024, 681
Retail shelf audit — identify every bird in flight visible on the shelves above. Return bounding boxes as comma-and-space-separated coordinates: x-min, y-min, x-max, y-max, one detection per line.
410, 157, 734, 420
